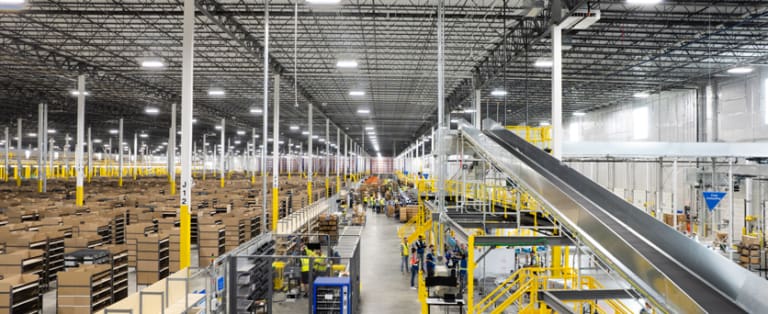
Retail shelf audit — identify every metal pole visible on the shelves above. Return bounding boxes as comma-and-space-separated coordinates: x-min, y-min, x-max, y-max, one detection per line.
325, 119, 329, 197
202, 134, 207, 180
261, 0, 270, 233
37, 103, 43, 192
728, 158, 734, 260
272, 74, 280, 231
474, 89, 481, 129
16, 118, 21, 186
220, 118, 226, 188
179, 0, 195, 269
344, 134, 348, 183
308, 103, 313, 204
170, 103, 177, 194
4, 127, 8, 182
552, 24, 563, 160
252, 128, 257, 184
672, 158, 678, 231
119, 118, 124, 187
75, 74, 85, 206
336, 127, 341, 192
436, 0, 447, 213
88, 128, 92, 182
133, 133, 138, 180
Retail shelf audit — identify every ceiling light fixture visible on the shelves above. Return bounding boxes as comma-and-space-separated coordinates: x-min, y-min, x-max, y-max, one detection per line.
491, 90, 507, 97
208, 89, 225, 96
0, 0, 26, 10
47, 129, 56, 134
214, 125, 222, 130
290, 125, 300, 130
364, 126, 374, 130
93, 139, 103, 143
145, 107, 159, 114
633, 92, 650, 98
727, 67, 753, 74
533, 58, 553, 68
302, 131, 309, 135
626, 0, 662, 4
139, 133, 149, 138
250, 108, 263, 114
306, 0, 341, 4
573, 112, 586, 116
349, 91, 365, 96
237, 130, 246, 135
336, 60, 358, 68
27, 133, 37, 137
109, 129, 119, 134
70, 91, 90, 96
357, 109, 370, 114
540, 122, 551, 126
140, 59, 165, 69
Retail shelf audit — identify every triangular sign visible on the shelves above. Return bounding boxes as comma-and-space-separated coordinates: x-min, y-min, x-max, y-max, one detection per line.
702, 191, 727, 211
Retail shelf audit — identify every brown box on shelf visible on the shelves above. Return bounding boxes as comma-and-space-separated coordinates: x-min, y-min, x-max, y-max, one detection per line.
741, 235, 760, 247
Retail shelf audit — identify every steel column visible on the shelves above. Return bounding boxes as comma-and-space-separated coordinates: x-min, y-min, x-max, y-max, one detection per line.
75, 75, 85, 206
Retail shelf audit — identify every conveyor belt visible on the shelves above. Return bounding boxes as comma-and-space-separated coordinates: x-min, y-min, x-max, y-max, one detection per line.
456, 119, 768, 313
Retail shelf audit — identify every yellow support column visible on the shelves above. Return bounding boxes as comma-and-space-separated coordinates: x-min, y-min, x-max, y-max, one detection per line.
272, 187, 279, 231
325, 177, 330, 199
468, 234, 475, 314
180, 204, 191, 268
308, 181, 313, 204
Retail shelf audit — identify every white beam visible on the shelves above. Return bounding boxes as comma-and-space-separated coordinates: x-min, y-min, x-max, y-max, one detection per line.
75, 74, 85, 206
552, 25, 563, 160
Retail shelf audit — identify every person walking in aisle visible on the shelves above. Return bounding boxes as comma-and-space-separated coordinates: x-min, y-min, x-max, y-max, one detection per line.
426, 244, 436, 278
409, 248, 419, 289
401, 237, 410, 274
415, 235, 426, 271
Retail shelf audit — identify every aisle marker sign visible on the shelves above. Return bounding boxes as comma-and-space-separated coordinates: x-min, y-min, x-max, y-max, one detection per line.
703, 191, 727, 212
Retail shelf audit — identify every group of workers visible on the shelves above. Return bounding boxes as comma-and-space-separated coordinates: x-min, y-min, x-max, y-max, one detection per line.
363, 194, 398, 213
400, 235, 468, 291
299, 244, 329, 297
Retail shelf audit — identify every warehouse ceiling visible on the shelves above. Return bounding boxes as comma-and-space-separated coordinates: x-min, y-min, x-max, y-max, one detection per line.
0, 0, 766, 156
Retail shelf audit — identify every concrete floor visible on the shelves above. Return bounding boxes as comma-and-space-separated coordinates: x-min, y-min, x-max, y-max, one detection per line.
360, 211, 422, 313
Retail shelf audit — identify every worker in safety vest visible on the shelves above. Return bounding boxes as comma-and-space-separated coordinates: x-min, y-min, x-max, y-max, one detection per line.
313, 248, 328, 277
300, 245, 316, 297
400, 237, 409, 274
379, 198, 385, 214
409, 248, 419, 289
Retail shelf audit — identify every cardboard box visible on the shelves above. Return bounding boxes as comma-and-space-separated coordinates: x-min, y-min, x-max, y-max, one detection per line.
742, 235, 760, 247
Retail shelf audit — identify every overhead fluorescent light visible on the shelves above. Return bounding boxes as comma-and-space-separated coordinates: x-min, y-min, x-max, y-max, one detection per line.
177, 131, 181, 135
109, 129, 118, 134
192, 118, 197, 123
539, 121, 551, 126
336, 60, 358, 68
626, 0, 662, 4
364, 126, 374, 130
312, 135, 319, 139
208, 89, 225, 96
250, 108, 263, 114
367, 131, 376, 135
237, 130, 246, 135
560, 9, 601, 30
357, 109, 370, 114
139, 133, 149, 138
727, 67, 753, 74
633, 92, 650, 98
290, 125, 300, 130
162, 142, 168, 145
463, 109, 476, 113
450, 119, 458, 123
491, 90, 507, 97
302, 131, 309, 135
93, 139, 103, 143
349, 91, 365, 96
306, 0, 341, 4
47, 129, 56, 134
234, 140, 241, 144
534, 58, 553, 68
0, 0, 26, 10
319, 138, 326, 142
70, 91, 90, 96
145, 107, 159, 114
573, 112, 586, 116
140, 59, 165, 68
27, 133, 37, 137
214, 125, 222, 130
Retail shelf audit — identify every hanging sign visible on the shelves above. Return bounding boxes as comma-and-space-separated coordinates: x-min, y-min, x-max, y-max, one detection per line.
702, 191, 727, 212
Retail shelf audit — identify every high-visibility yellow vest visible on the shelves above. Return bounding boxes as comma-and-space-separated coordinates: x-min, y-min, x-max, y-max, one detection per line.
401, 243, 409, 256
301, 258, 310, 272
314, 255, 327, 271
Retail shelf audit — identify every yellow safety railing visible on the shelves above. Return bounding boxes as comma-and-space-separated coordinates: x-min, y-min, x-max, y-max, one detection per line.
506, 125, 552, 151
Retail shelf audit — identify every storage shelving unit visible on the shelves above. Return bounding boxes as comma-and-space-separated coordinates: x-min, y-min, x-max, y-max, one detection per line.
198, 224, 225, 268
44, 231, 66, 286
232, 239, 274, 314
0, 274, 41, 314
0, 249, 45, 283
63, 249, 110, 269
136, 233, 170, 285
106, 245, 129, 303
56, 264, 112, 314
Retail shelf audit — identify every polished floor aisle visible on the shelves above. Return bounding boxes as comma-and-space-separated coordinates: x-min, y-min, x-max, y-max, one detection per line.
360, 211, 422, 313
